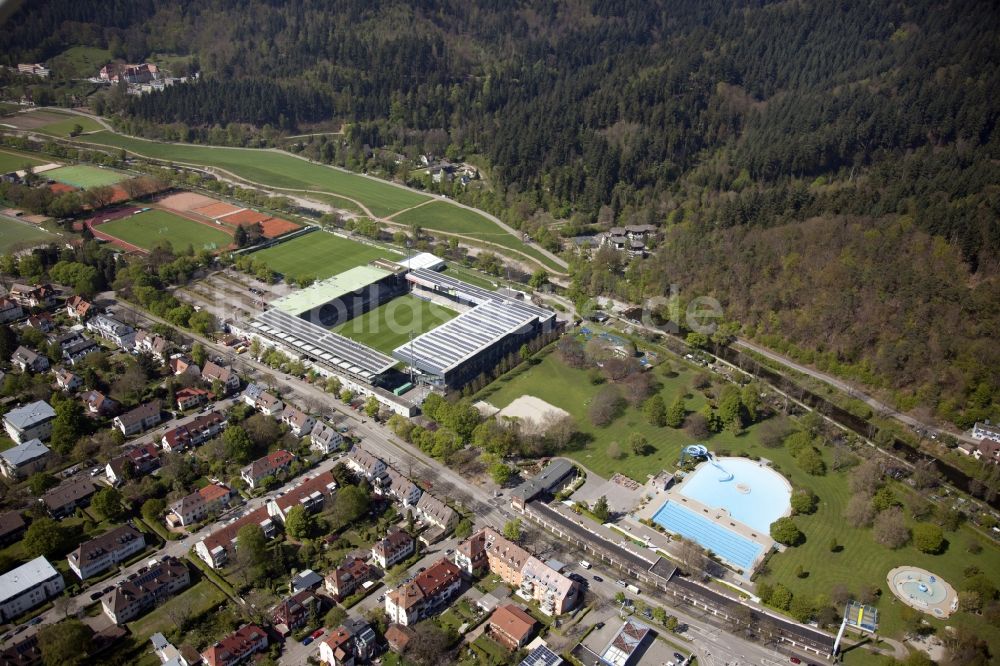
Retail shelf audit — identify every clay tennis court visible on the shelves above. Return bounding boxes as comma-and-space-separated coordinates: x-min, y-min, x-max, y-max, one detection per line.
191, 201, 242, 219
259, 217, 301, 238
157, 191, 217, 211
220, 209, 270, 226
49, 182, 77, 194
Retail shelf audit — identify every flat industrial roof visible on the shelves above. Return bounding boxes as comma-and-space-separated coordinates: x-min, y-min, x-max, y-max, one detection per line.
270, 265, 391, 316
392, 300, 538, 376
250, 308, 396, 378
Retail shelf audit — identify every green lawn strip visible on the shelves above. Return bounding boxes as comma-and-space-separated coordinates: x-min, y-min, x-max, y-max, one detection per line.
46, 164, 129, 188
293, 191, 366, 216
49, 46, 111, 78
249, 230, 398, 279
440, 265, 498, 291
74, 131, 429, 217
0, 217, 56, 253
185, 553, 238, 598
471, 634, 509, 662
137, 515, 179, 542
126, 579, 227, 639
99, 208, 232, 252
332, 293, 457, 354
0, 149, 49, 171
34, 116, 104, 138
479, 351, 760, 481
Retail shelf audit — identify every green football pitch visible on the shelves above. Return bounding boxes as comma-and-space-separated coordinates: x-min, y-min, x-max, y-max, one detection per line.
251, 231, 399, 280
332, 294, 458, 354
99, 209, 232, 252
0, 217, 56, 253
45, 164, 129, 188
0, 149, 48, 173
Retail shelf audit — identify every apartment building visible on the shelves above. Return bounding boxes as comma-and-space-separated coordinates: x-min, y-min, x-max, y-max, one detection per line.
371, 528, 415, 569
0, 557, 65, 621
385, 557, 461, 626
67, 524, 146, 580
102, 557, 191, 624
166, 483, 235, 528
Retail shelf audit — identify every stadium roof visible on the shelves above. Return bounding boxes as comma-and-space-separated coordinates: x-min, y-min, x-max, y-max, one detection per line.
407, 268, 553, 322
397, 252, 445, 271
391, 300, 538, 376
250, 308, 396, 378
270, 265, 391, 316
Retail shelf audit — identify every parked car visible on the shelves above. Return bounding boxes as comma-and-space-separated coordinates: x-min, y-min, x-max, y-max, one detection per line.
593, 575, 603, 582
579, 560, 591, 569
616, 579, 627, 587
790, 659, 801, 665
302, 637, 313, 646
674, 653, 685, 661
595, 622, 604, 630
90, 591, 102, 601
27, 617, 42, 626
311, 629, 324, 639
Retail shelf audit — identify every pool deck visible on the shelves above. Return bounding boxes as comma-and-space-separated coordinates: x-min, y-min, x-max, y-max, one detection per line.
887, 566, 959, 618
633, 467, 780, 575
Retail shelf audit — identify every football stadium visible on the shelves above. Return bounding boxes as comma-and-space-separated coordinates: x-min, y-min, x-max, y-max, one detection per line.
235, 251, 559, 415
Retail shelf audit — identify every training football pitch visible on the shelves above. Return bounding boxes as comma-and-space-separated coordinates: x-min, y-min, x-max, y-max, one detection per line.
76, 131, 429, 217
99, 209, 232, 252
332, 294, 457, 354
250, 231, 399, 280
46, 164, 129, 188
0, 149, 48, 173
0, 217, 56, 253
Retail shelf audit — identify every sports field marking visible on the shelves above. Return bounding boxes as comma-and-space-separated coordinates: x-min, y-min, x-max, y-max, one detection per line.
98, 209, 232, 252
250, 231, 399, 280
46, 164, 129, 188
332, 293, 457, 354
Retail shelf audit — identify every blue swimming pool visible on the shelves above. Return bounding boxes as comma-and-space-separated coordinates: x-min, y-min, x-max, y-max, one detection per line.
677, 457, 791, 533
652, 501, 762, 571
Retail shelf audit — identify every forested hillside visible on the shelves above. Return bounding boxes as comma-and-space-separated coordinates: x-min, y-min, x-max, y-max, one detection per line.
2, 0, 998, 426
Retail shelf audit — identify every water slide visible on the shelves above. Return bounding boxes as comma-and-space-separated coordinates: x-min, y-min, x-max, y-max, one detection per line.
707, 453, 734, 481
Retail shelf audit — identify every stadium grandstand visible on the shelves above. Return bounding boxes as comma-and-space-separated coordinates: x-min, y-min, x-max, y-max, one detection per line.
268, 263, 407, 326
393, 268, 558, 389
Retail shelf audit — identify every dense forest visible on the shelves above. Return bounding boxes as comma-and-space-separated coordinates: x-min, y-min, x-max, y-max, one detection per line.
1, 0, 998, 426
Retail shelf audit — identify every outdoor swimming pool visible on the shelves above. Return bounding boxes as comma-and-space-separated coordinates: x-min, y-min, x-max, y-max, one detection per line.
652, 501, 762, 570
676, 457, 792, 533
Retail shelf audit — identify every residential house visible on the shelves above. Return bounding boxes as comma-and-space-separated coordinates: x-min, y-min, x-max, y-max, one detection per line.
62, 338, 99, 365
270, 589, 319, 636
0, 632, 41, 665
167, 483, 235, 528
102, 558, 190, 625
520, 645, 565, 666
53, 330, 86, 352
343, 618, 378, 662
54, 367, 82, 391
175, 387, 211, 411
972, 421, 1000, 444
133, 330, 169, 358
195, 506, 275, 569
414, 492, 457, 533
81, 390, 118, 417
11, 346, 48, 373
3, 400, 56, 443
0, 297, 23, 323
325, 557, 374, 601
0, 512, 26, 547
105, 443, 160, 485
41, 477, 96, 518
345, 445, 387, 483
384, 623, 415, 654
0, 439, 51, 479
377, 466, 422, 507
200, 624, 268, 666
168, 355, 200, 378
86, 314, 136, 349
9, 284, 55, 309
319, 626, 355, 666
371, 528, 415, 569
240, 449, 294, 490
65, 295, 92, 321
291, 569, 324, 593
385, 557, 461, 626
0, 557, 65, 621
279, 404, 315, 438
17, 63, 50, 77
309, 421, 343, 454
149, 633, 203, 666
201, 361, 240, 394
487, 604, 537, 650
624, 224, 657, 240
160, 411, 226, 453
113, 400, 161, 437
24, 313, 53, 333
265, 471, 336, 524
599, 619, 651, 666
454, 528, 579, 616
67, 524, 145, 579
242, 383, 283, 416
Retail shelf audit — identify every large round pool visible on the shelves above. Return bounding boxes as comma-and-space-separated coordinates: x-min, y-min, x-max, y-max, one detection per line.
677, 457, 792, 533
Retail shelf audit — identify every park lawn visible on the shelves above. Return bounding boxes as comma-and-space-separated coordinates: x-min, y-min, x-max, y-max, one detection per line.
100, 209, 232, 252
0, 149, 49, 172
75, 131, 429, 217
250, 231, 398, 279
727, 436, 1000, 656
33, 115, 104, 138
480, 349, 765, 482
45, 164, 128, 188
127, 579, 227, 639
0, 217, 56, 254
392, 200, 563, 271
49, 46, 111, 78
333, 294, 457, 354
